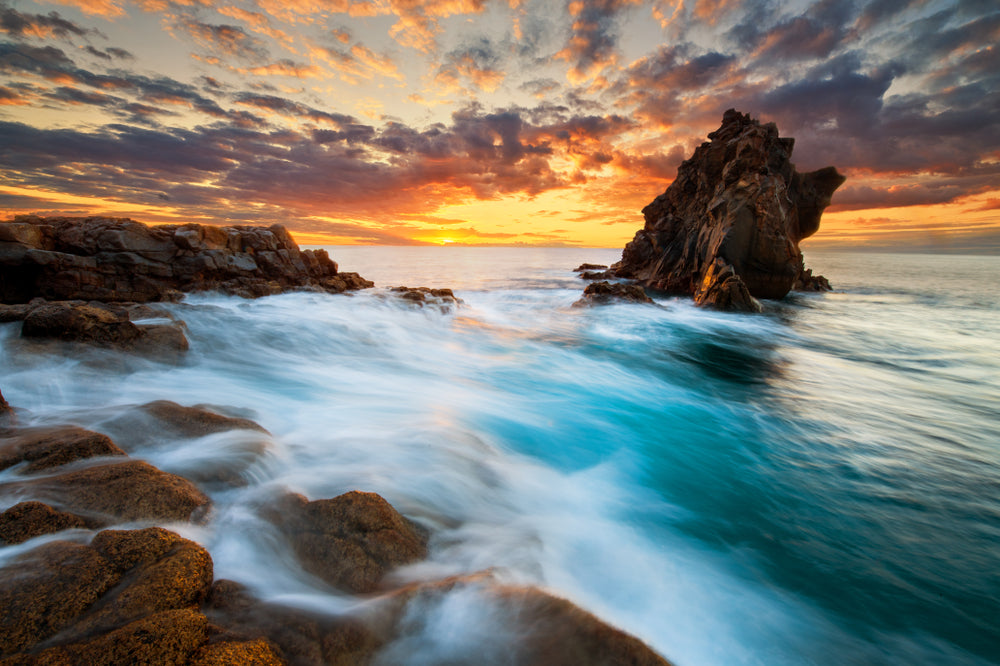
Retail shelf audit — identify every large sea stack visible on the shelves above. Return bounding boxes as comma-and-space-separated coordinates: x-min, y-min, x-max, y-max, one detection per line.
0, 216, 372, 303
613, 109, 845, 311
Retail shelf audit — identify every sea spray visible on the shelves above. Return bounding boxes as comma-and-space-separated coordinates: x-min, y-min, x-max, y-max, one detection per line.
1, 248, 997, 664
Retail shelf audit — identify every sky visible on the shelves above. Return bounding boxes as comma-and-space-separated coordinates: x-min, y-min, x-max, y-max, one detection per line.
0, 0, 998, 249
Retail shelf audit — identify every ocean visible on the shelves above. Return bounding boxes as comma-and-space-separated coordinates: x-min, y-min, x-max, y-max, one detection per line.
1, 248, 998, 665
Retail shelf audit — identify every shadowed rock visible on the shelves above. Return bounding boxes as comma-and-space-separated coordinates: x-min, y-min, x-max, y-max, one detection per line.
265, 490, 428, 594
0, 388, 13, 425
386, 286, 462, 311
613, 109, 844, 311
0, 216, 372, 304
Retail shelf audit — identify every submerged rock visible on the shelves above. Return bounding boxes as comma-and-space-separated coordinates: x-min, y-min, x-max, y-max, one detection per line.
265, 490, 429, 594
573, 281, 654, 306
613, 109, 844, 310
0, 216, 372, 303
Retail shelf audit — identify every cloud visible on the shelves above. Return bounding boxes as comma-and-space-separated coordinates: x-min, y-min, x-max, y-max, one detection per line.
556, 0, 642, 83
0, 4, 97, 40
435, 39, 506, 94
173, 17, 269, 62
40, 0, 126, 19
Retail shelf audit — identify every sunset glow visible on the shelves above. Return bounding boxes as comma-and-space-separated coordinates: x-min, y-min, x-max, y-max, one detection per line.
1, 0, 998, 250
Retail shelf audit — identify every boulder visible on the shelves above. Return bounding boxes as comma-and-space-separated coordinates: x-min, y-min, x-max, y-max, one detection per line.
130, 400, 269, 440
371, 572, 675, 666
0, 216, 372, 303
15, 459, 211, 524
386, 286, 462, 311
0, 425, 126, 474
0, 388, 12, 425
573, 281, 654, 306
0, 501, 94, 544
613, 109, 844, 310
0, 527, 214, 663
264, 490, 428, 594
15, 299, 189, 356
573, 263, 608, 271
202, 579, 379, 665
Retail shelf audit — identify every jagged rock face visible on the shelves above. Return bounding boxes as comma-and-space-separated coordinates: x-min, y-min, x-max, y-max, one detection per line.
0, 216, 373, 303
615, 109, 844, 308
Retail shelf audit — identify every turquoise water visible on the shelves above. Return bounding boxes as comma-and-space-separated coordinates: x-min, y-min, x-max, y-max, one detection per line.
1, 248, 998, 664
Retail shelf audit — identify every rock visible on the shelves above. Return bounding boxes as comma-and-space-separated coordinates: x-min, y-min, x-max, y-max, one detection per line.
190, 637, 286, 666
0, 216, 372, 304
131, 400, 269, 439
17, 459, 211, 524
202, 579, 379, 665
573, 281, 654, 307
0, 501, 94, 544
692, 258, 763, 313
264, 490, 428, 594
15, 299, 190, 356
579, 270, 615, 280
372, 572, 675, 666
0, 527, 213, 662
21, 300, 142, 345
793, 266, 832, 292
387, 286, 461, 310
613, 109, 843, 310
573, 263, 608, 271
0, 388, 13, 425
0, 425, 126, 474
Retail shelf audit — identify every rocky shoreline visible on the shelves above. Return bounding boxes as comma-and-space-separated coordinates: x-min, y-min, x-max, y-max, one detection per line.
0, 218, 672, 665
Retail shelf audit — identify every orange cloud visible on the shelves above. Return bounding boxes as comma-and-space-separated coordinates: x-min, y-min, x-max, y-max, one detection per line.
40, 0, 126, 18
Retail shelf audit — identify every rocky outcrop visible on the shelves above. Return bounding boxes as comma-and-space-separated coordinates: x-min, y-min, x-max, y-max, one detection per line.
613, 109, 844, 311
0, 216, 373, 303
573, 281, 654, 306
265, 490, 429, 594
385, 286, 462, 311
0, 501, 95, 545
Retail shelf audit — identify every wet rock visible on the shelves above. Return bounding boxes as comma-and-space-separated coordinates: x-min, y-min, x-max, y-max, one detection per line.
133, 400, 269, 439
0, 527, 213, 663
573, 263, 608, 272
613, 109, 843, 310
0, 216, 372, 303
190, 637, 286, 666
19, 459, 211, 524
573, 281, 654, 306
203, 579, 379, 665
0, 388, 13, 425
14, 299, 190, 356
21, 301, 142, 346
265, 490, 428, 594
387, 286, 462, 311
692, 258, 763, 313
579, 270, 615, 280
0, 501, 94, 544
793, 266, 832, 292
372, 572, 675, 666
0, 425, 126, 474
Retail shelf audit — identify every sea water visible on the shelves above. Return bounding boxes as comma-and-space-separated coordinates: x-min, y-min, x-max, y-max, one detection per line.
0, 248, 997, 665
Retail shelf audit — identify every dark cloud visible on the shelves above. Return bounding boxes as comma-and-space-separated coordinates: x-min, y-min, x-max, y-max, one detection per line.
84, 45, 133, 60
558, 0, 639, 81
175, 18, 268, 62
0, 4, 96, 41
435, 38, 505, 92
233, 93, 356, 126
